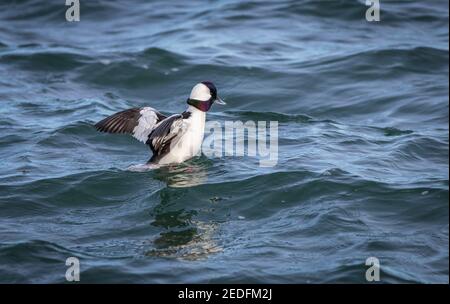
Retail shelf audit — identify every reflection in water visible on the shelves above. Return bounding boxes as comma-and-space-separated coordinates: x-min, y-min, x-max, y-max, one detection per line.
147, 221, 221, 260
146, 158, 223, 260
153, 160, 209, 188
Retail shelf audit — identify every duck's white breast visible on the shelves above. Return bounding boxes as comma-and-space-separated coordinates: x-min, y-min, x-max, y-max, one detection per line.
158, 106, 206, 164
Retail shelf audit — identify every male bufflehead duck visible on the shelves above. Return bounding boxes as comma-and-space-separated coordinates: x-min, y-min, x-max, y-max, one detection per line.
95, 81, 225, 165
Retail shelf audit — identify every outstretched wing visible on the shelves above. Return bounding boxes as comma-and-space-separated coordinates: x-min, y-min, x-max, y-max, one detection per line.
146, 112, 191, 162
95, 107, 166, 143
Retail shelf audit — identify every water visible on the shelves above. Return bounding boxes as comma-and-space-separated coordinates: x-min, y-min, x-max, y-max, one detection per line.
0, 0, 448, 283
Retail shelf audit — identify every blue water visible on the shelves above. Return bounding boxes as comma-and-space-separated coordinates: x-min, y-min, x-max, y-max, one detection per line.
0, 0, 448, 283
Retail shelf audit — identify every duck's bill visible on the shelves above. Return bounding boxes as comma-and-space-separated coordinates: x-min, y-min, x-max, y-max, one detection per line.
215, 96, 226, 105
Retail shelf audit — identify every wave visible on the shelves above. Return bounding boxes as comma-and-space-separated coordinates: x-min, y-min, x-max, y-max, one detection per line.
297, 47, 449, 76
3, 0, 447, 25
225, 110, 314, 123
0, 0, 127, 22
0, 51, 94, 71
272, 0, 448, 23
0, 240, 77, 283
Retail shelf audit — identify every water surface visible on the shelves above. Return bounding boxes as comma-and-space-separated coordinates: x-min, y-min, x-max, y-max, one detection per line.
0, 0, 448, 283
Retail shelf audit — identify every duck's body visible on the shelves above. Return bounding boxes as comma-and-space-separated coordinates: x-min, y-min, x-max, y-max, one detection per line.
95, 82, 224, 165
155, 105, 206, 165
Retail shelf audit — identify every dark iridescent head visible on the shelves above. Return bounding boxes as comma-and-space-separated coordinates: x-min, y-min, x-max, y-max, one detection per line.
186, 81, 226, 112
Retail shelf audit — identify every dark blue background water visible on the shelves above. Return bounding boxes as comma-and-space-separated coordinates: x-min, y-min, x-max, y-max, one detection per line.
0, 0, 448, 283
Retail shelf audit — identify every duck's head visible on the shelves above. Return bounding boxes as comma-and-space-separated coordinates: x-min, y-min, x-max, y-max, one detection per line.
187, 81, 226, 112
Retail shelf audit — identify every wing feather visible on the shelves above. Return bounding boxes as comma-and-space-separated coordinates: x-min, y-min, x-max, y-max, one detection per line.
95, 107, 166, 143
146, 112, 190, 162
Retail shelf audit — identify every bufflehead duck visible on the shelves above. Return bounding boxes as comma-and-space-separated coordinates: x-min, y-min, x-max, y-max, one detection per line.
95, 81, 225, 165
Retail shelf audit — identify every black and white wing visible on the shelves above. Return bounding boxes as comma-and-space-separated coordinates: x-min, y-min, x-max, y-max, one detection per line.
146, 112, 191, 162
95, 107, 166, 143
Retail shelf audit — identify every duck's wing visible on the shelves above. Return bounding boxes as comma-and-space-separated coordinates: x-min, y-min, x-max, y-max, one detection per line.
95, 107, 167, 143
146, 111, 191, 162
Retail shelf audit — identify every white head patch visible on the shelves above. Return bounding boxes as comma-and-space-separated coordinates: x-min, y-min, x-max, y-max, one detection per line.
189, 83, 211, 101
